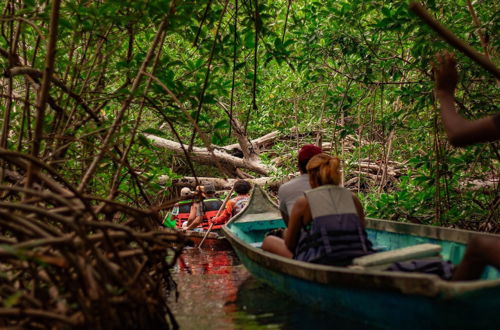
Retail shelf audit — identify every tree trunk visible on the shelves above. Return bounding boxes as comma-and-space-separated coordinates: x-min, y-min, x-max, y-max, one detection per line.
164, 176, 286, 190
144, 134, 273, 175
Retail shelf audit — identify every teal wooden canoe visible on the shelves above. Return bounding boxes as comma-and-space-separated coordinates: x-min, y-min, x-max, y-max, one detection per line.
221, 186, 500, 329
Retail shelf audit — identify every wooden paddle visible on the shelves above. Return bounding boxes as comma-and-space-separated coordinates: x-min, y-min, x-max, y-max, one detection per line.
409, 1, 500, 79
197, 186, 235, 249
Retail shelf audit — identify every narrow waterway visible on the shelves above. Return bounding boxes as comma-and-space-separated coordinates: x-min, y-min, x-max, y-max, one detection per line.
169, 247, 375, 329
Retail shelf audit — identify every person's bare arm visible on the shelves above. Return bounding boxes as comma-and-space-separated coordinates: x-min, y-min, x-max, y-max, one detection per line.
280, 210, 289, 226
284, 197, 309, 252
352, 193, 366, 228
434, 51, 499, 147
185, 215, 203, 230
185, 203, 198, 227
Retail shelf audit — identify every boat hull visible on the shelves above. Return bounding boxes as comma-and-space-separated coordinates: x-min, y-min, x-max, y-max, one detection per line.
183, 230, 232, 250
229, 233, 500, 329
222, 186, 500, 329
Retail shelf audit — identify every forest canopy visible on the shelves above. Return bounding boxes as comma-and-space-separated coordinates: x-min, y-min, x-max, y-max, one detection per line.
0, 0, 498, 225
0, 0, 499, 327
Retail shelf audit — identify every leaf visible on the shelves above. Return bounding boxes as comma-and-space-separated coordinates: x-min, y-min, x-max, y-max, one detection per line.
4, 291, 22, 308
142, 128, 165, 136
382, 7, 391, 17
138, 135, 152, 148
214, 119, 228, 129
244, 30, 255, 49
375, 17, 392, 28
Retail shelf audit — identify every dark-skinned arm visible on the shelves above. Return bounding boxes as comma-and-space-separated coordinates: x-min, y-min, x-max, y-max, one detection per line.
434, 51, 499, 147
284, 196, 310, 252
280, 210, 290, 227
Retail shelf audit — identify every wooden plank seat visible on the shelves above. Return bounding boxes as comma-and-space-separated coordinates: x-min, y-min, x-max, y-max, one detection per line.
349, 243, 442, 271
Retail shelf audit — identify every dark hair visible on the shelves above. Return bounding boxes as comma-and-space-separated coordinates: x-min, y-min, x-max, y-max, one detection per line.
234, 180, 251, 195
298, 159, 309, 173
203, 183, 216, 194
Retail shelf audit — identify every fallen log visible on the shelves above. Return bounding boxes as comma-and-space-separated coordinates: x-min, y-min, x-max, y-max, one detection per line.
222, 131, 280, 153
144, 133, 274, 175
163, 176, 287, 190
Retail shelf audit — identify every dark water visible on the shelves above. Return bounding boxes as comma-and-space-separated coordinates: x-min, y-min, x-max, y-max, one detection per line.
169, 248, 375, 329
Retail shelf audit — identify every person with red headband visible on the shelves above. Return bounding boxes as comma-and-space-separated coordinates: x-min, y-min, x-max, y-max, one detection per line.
278, 144, 323, 226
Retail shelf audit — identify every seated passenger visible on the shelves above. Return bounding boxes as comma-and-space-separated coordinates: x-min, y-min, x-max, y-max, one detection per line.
210, 180, 251, 226
164, 187, 193, 228
278, 144, 322, 226
184, 184, 222, 231
262, 153, 374, 266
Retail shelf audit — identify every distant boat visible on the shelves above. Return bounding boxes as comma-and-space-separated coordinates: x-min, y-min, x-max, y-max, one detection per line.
182, 230, 231, 251
221, 185, 500, 329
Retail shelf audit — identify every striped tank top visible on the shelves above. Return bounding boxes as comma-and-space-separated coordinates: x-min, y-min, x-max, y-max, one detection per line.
294, 185, 374, 266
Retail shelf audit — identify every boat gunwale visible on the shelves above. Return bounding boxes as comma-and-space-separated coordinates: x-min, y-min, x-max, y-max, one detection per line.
182, 230, 220, 240
223, 185, 500, 298
365, 217, 500, 244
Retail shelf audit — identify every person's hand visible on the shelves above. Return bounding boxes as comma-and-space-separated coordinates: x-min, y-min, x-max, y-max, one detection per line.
265, 228, 285, 238
433, 51, 458, 95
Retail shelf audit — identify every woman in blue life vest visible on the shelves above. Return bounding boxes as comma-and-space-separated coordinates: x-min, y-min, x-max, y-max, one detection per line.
262, 153, 373, 266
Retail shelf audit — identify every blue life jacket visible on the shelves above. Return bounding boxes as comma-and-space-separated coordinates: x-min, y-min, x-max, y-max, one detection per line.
294, 185, 374, 266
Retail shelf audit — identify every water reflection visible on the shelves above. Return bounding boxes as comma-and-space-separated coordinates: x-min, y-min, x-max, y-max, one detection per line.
170, 248, 375, 329
170, 247, 248, 329
233, 278, 374, 330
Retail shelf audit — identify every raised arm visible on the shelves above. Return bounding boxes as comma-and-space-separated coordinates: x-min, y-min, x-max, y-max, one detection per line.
433, 51, 500, 147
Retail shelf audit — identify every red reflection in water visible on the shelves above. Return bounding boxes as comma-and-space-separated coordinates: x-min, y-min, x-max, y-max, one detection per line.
178, 248, 233, 275
170, 247, 250, 329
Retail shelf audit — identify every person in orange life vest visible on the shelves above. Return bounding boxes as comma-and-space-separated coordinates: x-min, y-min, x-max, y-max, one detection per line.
184, 183, 222, 231
210, 180, 252, 226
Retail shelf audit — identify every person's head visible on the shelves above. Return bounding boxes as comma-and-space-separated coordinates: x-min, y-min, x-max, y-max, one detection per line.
192, 185, 204, 199
306, 153, 341, 188
298, 144, 323, 173
180, 187, 192, 199
203, 183, 216, 196
234, 179, 251, 195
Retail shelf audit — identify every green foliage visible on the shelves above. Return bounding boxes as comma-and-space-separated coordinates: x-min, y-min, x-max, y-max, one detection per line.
0, 0, 496, 225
